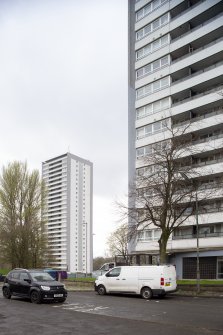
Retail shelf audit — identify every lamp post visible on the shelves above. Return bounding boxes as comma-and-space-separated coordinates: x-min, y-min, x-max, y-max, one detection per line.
180, 173, 200, 294
195, 190, 200, 294
83, 222, 87, 277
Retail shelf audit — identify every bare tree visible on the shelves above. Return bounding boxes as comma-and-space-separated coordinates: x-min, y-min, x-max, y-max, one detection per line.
0, 161, 49, 268
122, 122, 214, 264
106, 224, 129, 262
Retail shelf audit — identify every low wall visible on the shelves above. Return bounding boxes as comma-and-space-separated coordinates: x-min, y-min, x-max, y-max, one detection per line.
177, 284, 223, 293
64, 280, 94, 290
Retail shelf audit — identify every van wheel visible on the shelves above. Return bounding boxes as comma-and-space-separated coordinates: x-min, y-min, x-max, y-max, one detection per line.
3, 287, 11, 299
141, 287, 153, 299
30, 290, 41, 304
97, 285, 106, 295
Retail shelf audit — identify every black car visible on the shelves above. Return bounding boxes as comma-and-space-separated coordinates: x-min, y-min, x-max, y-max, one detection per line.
2, 268, 67, 304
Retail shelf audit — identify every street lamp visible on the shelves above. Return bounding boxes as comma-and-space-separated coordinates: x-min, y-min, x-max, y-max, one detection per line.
194, 190, 200, 294
83, 222, 87, 277
180, 172, 200, 294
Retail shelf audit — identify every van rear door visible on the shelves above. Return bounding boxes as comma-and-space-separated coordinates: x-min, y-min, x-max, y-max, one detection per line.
162, 266, 177, 291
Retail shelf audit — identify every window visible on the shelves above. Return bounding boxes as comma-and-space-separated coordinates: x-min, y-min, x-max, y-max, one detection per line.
153, 121, 161, 132
145, 230, 152, 240
136, 56, 169, 79
161, 13, 169, 25
106, 267, 121, 277
20, 272, 30, 281
154, 229, 161, 240
136, 0, 168, 22
136, 119, 169, 138
152, 19, 159, 30
136, 76, 170, 99
153, 60, 160, 71
136, 34, 169, 60
136, 13, 170, 40
145, 145, 152, 155
10, 272, 20, 280
137, 229, 161, 241
136, 97, 170, 119
153, 80, 161, 91
145, 125, 152, 135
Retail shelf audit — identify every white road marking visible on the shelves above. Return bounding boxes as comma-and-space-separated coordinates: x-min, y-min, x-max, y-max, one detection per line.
52, 302, 109, 314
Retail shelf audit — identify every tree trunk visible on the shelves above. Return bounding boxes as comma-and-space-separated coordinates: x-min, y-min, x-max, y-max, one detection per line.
158, 232, 169, 264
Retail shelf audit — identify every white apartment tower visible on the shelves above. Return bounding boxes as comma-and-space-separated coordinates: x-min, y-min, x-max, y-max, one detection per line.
128, 0, 223, 278
42, 153, 93, 273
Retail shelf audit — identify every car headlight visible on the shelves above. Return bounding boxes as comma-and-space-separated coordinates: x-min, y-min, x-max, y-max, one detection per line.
41, 285, 50, 291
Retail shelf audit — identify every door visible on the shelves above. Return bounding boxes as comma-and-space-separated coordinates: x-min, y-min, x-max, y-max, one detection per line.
118, 268, 138, 293
104, 267, 122, 292
217, 257, 223, 279
19, 272, 31, 295
8, 271, 21, 294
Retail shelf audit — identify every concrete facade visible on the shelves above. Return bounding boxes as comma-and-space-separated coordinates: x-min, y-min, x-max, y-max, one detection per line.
128, 0, 223, 278
42, 153, 93, 273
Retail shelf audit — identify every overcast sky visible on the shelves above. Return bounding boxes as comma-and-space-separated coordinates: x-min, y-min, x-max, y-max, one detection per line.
0, 0, 128, 257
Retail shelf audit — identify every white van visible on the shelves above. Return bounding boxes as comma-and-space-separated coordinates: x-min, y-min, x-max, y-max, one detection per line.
95, 265, 177, 299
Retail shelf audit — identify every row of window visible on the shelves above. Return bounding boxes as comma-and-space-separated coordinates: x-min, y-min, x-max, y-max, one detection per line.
136, 0, 168, 22
136, 13, 169, 40
136, 34, 169, 60
137, 229, 161, 241
49, 160, 62, 167
136, 140, 168, 158
136, 97, 170, 119
136, 55, 169, 79
136, 76, 170, 99
136, 119, 169, 139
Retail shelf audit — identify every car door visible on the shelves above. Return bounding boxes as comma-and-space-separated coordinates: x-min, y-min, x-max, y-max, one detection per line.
8, 271, 21, 294
19, 272, 31, 296
104, 267, 122, 292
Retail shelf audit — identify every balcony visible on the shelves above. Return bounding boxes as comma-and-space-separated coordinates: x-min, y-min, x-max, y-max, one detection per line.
173, 231, 223, 240
172, 84, 223, 107
173, 107, 223, 129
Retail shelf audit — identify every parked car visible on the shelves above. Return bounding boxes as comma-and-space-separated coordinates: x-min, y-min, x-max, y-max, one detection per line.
0, 274, 6, 282
2, 268, 67, 304
92, 262, 115, 278
95, 265, 177, 299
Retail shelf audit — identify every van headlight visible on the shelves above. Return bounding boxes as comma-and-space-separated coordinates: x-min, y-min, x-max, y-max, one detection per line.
41, 285, 50, 291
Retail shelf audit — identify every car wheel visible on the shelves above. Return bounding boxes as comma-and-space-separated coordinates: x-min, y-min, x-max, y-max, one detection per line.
97, 285, 106, 295
3, 287, 11, 299
141, 287, 153, 299
30, 290, 41, 304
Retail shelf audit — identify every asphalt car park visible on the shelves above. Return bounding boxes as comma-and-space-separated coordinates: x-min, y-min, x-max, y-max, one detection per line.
0, 291, 222, 335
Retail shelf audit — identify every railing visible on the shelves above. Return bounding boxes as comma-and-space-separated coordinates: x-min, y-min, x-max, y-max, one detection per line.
172, 231, 223, 240
171, 60, 223, 86
173, 107, 223, 128
181, 206, 223, 216
172, 0, 205, 21
172, 12, 223, 43
172, 37, 223, 64
172, 84, 223, 107
191, 132, 223, 146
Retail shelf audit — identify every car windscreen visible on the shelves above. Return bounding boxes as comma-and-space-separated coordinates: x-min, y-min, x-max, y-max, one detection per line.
29, 272, 55, 282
